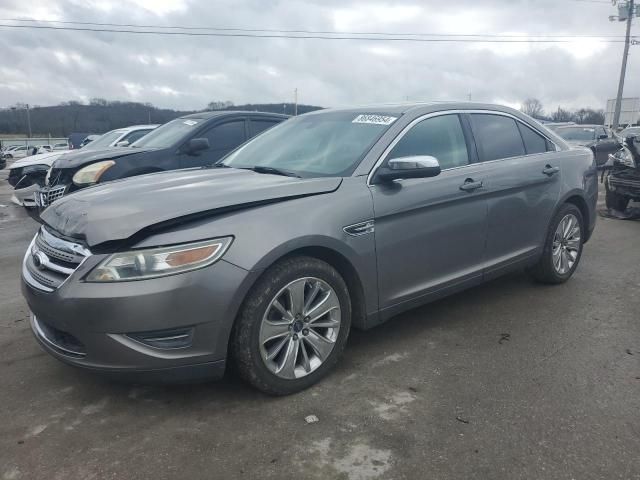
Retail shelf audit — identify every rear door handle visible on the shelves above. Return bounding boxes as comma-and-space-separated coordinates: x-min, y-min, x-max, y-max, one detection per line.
459, 178, 483, 192
542, 165, 560, 176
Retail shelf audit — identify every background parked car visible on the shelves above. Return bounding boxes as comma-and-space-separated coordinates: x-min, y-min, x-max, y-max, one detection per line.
36, 111, 287, 208
10, 125, 159, 211
555, 124, 620, 166
79, 135, 100, 148
3, 145, 29, 159
604, 135, 640, 211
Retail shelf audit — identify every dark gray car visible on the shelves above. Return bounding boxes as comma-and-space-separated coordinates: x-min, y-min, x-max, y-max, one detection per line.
21, 103, 598, 395
555, 124, 620, 166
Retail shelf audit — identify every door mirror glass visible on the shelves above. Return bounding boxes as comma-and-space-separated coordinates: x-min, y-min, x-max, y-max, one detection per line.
375, 156, 441, 182
185, 138, 210, 155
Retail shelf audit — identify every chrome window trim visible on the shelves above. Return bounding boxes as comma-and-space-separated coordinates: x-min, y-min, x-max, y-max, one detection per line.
367, 109, 561, 186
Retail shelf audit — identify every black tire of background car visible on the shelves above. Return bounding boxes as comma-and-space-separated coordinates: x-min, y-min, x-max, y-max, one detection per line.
231, 255, 351, 395
605, 183, 630, 212
529, 203, 584, 284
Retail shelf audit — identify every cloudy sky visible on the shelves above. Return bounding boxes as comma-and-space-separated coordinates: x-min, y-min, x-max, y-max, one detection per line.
0, 0, 637, 114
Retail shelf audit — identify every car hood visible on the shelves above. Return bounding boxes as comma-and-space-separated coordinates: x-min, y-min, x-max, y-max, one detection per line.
51, 147, 156, 169
41, 167, 343, 247
8, 151, 65, 169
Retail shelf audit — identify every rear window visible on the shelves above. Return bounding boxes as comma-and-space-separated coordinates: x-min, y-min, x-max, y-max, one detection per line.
470, 114, 525, 161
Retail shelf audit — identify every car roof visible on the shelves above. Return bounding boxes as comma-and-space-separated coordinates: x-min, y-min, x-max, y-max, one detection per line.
301, 101, 535, 118
180, 111, 289, 120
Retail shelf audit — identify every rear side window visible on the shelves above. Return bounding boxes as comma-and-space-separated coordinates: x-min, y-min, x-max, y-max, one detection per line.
517, 122, 548, 155
250, 120, 280, 137
471, 114, 525, 161
388, 114, 469, 170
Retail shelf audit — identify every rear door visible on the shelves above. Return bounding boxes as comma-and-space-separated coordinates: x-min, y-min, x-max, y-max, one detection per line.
468, 113, 561, 277
371, 113, 489, 312
180, 119, 248, 168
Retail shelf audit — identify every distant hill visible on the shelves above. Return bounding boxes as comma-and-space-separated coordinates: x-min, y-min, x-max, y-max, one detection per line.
0, 101, 323, 137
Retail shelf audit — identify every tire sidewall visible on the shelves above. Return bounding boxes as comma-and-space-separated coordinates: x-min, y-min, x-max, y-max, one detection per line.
233, 256, 351, 395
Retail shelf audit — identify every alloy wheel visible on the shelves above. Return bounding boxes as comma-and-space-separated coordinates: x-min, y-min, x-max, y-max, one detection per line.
259, 277, 341, 379
552, 213, 581, 275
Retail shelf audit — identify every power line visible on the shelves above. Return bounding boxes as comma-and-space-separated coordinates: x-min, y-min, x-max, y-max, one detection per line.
0, 23, 631, 42
0, 17, 630, 39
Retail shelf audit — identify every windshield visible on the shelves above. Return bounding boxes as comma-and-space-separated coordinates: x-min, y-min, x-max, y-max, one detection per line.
131, 117, 202, 149
556, 127, 596, 142
83, 130, 125, 151
222, 111, 395, 177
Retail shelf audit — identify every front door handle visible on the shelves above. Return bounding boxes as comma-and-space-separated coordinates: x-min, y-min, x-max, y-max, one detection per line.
459, 178, 483, 192
542, 165, 560, 176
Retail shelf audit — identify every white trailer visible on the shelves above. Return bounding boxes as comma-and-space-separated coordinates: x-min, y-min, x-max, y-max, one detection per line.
605, 97, 640, 128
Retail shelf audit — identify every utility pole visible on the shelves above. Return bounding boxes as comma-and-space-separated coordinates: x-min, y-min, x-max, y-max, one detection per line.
611, 0, 635, 130
25, 103, 32, 138
294, 88, 298, 116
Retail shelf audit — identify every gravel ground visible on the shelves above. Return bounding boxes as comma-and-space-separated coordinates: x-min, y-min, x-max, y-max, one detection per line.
0, 164, 639, 480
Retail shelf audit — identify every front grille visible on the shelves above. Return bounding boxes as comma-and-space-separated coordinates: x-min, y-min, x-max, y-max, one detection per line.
36, 185, 67, 207
609, 176, 640, 189
32, 316, 86, 358
23, 227, 91, 292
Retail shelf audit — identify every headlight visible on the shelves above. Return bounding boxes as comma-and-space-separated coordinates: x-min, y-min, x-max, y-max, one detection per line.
614, 147, 636, 168
72, 160, 115, 186
85, 237, 233, 282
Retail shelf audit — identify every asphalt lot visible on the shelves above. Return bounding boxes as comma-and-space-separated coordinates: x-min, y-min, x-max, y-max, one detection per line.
0, 164, 639, 480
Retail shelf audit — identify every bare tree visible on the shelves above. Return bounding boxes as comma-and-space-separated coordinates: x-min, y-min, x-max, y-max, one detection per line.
551, 107, 573, 122
521, 98, 544, 119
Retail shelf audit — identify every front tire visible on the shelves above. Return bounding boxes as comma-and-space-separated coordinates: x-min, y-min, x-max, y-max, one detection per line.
530, 204, 584, 284
231, 256, 351, 395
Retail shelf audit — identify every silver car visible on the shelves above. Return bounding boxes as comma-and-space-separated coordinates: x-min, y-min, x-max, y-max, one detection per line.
22, 103, 598, 395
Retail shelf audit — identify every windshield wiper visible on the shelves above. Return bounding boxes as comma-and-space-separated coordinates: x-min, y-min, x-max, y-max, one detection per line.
242, 166, 301, 178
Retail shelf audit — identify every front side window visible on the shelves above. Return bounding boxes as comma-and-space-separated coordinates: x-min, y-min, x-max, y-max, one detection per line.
202, 121, 246, 150
80, 130, 125, 151
223, 111, 394, 177
387, 114, 469, 170
471, 114, 525, 161
250, 119, 280, 137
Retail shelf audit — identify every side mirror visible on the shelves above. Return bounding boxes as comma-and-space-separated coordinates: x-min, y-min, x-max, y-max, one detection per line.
115, 140, 129, 147
598, 134, 608, 140
374, 156, 441, 183
185, 138, 210, 155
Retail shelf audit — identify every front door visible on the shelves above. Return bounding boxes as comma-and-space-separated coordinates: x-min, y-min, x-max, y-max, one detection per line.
370, 114, 489, 312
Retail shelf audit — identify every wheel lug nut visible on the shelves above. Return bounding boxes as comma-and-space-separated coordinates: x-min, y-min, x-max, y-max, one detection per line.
304, 316, 310, 322
293, 334, 299, 340
302, 329, 309, 336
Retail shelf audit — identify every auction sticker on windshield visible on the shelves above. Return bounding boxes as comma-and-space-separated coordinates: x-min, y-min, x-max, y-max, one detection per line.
183, 120, 199, 126
352, 114, 397, 125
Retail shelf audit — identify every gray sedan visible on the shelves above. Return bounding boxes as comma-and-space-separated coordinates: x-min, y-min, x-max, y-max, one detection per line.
22, 102, 598, 395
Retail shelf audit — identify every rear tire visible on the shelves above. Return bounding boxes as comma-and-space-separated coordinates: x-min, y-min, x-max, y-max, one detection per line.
605, 183, 630, 212
231, 256, 351, 395
530, 203, 584, 284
